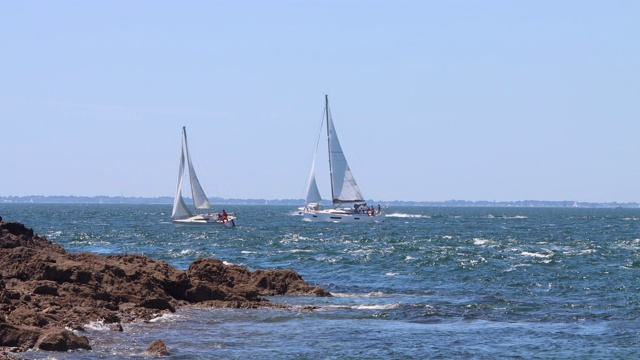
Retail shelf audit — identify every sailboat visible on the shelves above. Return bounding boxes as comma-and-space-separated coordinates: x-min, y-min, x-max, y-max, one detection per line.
171, 126, 236, 226
301, 95, 385, 223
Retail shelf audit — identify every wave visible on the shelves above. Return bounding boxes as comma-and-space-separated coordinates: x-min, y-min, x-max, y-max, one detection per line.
302, 302, 402, 311
83, 320, 113, 331
148, 313, 182, 323
488, 215, 528, 219
353, 303, 401, 310
473, 238, 492, 245
521, 251, 553, 259
332, 291, 385, 298
385, 213, 431, 218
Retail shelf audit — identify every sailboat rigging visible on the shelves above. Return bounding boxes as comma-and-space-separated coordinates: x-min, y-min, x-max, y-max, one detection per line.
171, 126, 236, 226
301, 95, 385, 222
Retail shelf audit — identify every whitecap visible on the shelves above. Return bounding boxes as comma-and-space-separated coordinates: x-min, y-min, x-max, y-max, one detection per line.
354, 303, 401, 310
522, 251, 552, 258
331, 291, 385, 298
385, 213, 430, 218
287, 249, 313, 253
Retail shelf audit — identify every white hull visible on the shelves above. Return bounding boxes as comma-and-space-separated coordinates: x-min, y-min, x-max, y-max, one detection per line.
172, 214, 236, 227
302, 208, 385, 223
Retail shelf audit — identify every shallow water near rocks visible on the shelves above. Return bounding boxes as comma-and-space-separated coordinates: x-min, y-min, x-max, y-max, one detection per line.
1, 204, 639, 359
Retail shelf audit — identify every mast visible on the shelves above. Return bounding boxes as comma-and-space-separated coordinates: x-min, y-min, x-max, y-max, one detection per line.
182, 127, 196, 213
325, 94, 336, 204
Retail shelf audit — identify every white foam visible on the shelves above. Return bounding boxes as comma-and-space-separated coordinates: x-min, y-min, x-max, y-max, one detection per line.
522, 251, 552, 258
331, 291, 385, 298
354, 303, 400, 310
385, 213, 430, 218
149, 312, 181, 323
84, 320, 112, 331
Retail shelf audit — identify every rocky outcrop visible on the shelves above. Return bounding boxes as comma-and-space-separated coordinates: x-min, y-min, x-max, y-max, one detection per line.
146, 339, 170, 356
0, 220, 331, 353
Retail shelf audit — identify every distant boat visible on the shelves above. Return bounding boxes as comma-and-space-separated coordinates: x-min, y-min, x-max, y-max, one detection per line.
300, 95, 384, 223
171, 126, 236, 226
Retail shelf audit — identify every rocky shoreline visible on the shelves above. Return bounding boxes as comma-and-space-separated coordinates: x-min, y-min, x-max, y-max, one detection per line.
0, 218, 331, 355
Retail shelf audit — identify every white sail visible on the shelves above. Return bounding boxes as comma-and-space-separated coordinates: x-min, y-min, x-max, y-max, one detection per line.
305, 157, 323, 204
183, 127, 212, 210
326, 96, 364, 204
304, 113, 324, 204
300, 95, 384, 223
171, 138, 193, 219
171, 126, 236, 226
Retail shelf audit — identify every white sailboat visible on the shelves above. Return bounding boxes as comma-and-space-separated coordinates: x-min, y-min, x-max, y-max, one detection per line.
171, 126, 236, 226
301, 95, 385, 223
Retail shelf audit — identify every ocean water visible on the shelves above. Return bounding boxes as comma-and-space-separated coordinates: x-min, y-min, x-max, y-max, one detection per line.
1, 204, 639, 359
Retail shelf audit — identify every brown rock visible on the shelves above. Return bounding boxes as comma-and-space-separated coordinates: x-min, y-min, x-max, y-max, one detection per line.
0, 219, 331, 353
146, 339, 170, 356
0, 323, 40, 350
35, 329, 91, 351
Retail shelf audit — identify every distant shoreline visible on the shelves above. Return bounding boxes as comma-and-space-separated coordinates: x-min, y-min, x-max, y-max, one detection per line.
0, 196, 637, 208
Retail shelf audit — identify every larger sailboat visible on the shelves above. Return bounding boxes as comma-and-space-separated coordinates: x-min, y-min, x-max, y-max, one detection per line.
171, 126, 236, 226
301, 95, 385, 223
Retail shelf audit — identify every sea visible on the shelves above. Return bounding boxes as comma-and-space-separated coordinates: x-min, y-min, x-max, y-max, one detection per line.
1, 203, 639, 359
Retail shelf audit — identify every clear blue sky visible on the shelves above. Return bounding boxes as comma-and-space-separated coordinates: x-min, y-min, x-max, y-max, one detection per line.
1, 1, 638, 203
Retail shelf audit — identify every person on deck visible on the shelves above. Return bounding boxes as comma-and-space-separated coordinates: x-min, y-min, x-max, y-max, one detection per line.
221, 209, 228, 222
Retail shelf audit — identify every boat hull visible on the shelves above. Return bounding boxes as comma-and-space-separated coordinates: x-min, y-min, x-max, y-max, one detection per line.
302, 209, 385, 223
172, 214, 236, 227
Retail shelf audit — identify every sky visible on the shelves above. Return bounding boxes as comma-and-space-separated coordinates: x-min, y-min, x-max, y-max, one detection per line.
1, 0, 639, 203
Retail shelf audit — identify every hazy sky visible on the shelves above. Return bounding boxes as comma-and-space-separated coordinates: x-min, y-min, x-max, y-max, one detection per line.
1, 1, 638, 203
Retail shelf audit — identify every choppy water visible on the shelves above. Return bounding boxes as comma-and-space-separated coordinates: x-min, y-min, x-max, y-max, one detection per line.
1, 204, 639, 359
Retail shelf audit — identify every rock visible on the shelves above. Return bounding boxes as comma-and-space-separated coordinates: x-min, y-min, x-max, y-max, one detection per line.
138, 298, 175, 312
35, 329, 91, 351
252, 269, 332, 297
146, 339, 170, 356
32, 281, 59, 296
0, 323, 40, 350
0, 219, 331, 353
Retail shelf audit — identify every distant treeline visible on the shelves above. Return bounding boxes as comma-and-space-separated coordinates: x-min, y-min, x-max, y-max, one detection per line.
1, 196, 638, 208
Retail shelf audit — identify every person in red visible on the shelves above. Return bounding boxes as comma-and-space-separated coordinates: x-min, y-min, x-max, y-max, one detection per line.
221, 209, 228, 222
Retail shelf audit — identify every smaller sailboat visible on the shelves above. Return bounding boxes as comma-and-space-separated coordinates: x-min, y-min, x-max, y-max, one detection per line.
171, 126, 236, 226
301, 95, 385, 223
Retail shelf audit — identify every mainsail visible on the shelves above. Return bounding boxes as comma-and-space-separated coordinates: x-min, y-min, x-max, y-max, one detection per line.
325, 95, 364, 204
171, 127, 211, 220
183, 128, 211, 210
